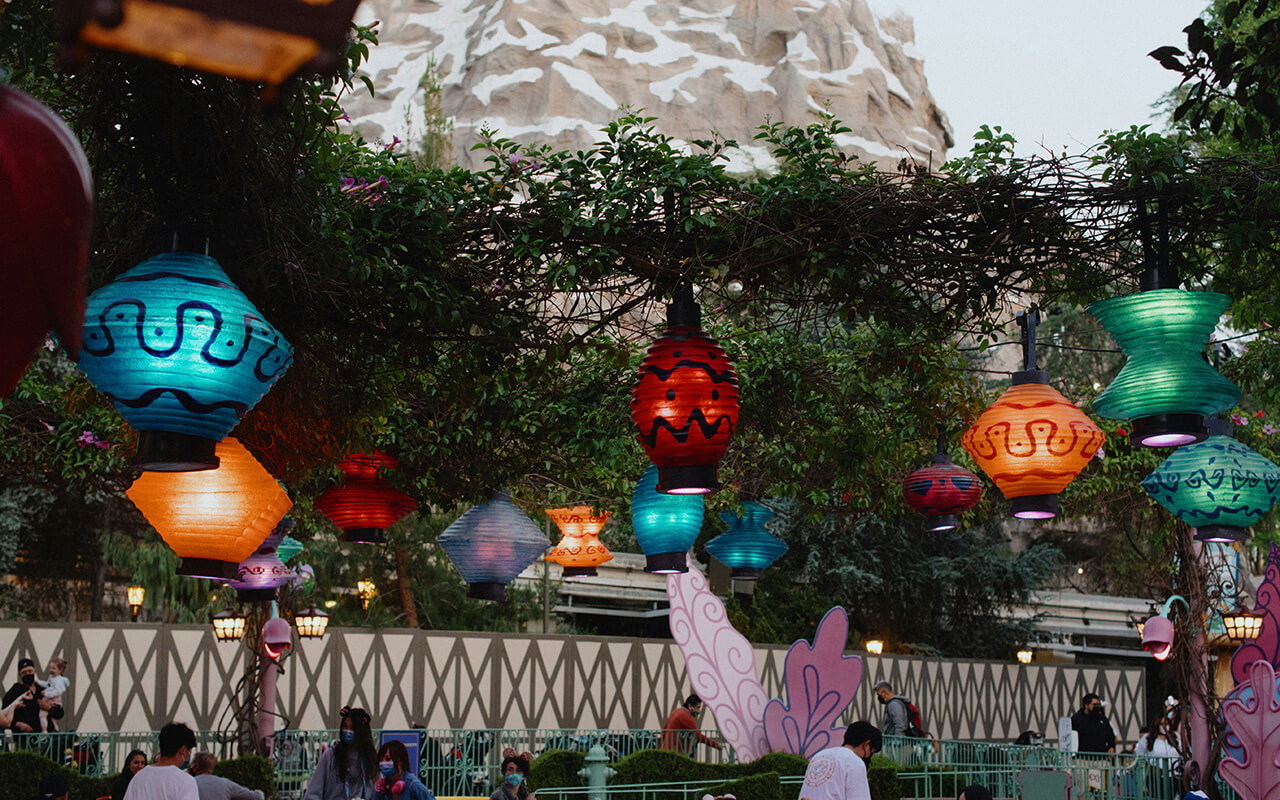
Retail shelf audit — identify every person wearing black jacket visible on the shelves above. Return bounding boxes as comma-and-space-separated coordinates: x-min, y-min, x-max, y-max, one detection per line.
1070, 693, 1117, 753
2, 658, 63, 733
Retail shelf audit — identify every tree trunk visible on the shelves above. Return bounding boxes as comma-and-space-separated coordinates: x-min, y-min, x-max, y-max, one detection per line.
394, 546, 419, 628
90, 500, 113, 621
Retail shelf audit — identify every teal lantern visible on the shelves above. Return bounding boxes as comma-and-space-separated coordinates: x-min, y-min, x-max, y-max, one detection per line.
1141, 420, 1280, 542
437, 491, 550, 601
630, 464, 704, 574
78, 251, 293, 471
275, 535, 303, 563
1087, 288, 1239, 447
705, 500, 787, 580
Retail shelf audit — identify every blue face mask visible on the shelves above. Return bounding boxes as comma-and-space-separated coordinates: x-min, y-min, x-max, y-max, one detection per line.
505, 773, 524, 787
341, 730, 356, 744
379, 761, 396, 777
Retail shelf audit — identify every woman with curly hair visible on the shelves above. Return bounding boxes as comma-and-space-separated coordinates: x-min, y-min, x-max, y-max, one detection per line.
305, 706, 377, 800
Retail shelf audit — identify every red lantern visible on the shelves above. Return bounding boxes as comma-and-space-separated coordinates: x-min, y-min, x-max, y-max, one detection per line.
631, 288, 739, 494
903, 433, 982, 531
0, 85, 93, 395
314, 452, 418, 543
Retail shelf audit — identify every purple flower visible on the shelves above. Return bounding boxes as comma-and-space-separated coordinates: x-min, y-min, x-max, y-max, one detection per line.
1232, 413, 1249, 427
41, 422, 54, 432
383, 136, 401, 151
77, 430, 109, 449
1265, 424, 1278, 436
43, 335, 55, 352
339, 111, 351, 123
1095, 449, 1106, 460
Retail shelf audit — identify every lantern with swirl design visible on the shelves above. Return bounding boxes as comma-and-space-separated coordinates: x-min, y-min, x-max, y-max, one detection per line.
1141, 419, 1280, 543
77, 251, 293, 471
961, 312, 1104, 520
631, 286, 739, 494
544, 506, 613, 577
903, 430, 982, 531
228, 519, 297, 601
705, 500, 788, 580
127, 437, 292, 580
314, 452, 418, 543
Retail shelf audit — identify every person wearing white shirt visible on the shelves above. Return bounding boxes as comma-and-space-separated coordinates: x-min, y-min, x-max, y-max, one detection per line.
124, 722, 199, 800
799, 721, 881, 800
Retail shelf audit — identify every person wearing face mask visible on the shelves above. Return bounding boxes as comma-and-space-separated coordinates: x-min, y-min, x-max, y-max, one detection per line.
372, 740, 435, 800
304, 706, 377, 800
3, 658, 62, 734
490, 750, 535, 800
111, 749, 150, 800
122, 722, 198, 800
798, 721, 881, 800
1070, 693, 1116, 754
659, 694, 723, 756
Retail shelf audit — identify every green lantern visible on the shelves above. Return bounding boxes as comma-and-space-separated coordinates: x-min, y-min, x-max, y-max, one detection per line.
1141, 421, 1280, 542
1087, 288, 1239, 447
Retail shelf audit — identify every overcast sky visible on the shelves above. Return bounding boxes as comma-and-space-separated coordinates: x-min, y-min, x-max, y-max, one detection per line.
871, 0, 1211, 158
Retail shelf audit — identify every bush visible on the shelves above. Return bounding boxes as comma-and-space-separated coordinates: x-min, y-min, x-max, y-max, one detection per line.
608, 749, 812, 800
213, 754, 277, 799
0, 750, 114, 800
529, 749, 586, 790
745, 752, 807, 777
703, 771, 782, 800
867, 754, 900, 800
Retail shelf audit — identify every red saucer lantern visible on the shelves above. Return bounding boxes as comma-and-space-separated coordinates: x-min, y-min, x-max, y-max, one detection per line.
314, 452, 418, 543
903, 429, 982, 531
631, 285, 739, 494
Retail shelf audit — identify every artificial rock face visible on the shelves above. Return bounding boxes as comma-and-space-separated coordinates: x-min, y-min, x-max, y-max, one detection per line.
343, 0, 954, 172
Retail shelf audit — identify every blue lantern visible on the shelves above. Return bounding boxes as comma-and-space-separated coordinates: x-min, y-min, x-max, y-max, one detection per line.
78, 251, 293, 471
437, 491, 550, 601
1141, 420, 1280, 543
630, 465, 705, 574
705, 501, 788, 580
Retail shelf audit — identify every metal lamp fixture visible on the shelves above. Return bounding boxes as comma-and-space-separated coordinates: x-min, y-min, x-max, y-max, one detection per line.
631, 284, 739, 494
1141, 418, 1280, 543
55, 0, 361, 95
1016, 649, 1034, 664
962, 312, 1104, 519
1223, 605, 1264, 642
212, 609, 248, 641
126, 437, 292, 579
1141, 595, 1188, 661
78, 251, 293, 471
437, 491, 550, 601
903, 427, 983, 531
126, 584, 145, 618
705, 500, 788, 580
293, 605, 329, 638
544, 506, 614, 577
356, 579, 376, 609
865, 640, 884, 655
629, 464, 705, 574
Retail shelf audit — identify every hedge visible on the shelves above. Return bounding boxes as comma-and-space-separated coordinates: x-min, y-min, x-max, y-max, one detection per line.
703, 771, 782, 800
0, 751, 113, 800
213, 753, 277, 799
529, 749, 586, 791
867, 754, 901, 800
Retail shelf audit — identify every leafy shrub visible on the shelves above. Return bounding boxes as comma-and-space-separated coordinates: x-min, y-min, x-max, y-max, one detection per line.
703, 771, 782, 800
529, 749, 586, 790
867, 754, 900, 800
213, 754, 277, 799
608, 749, 812, 800
0, 750, 114, 800
745, 752, 807, 777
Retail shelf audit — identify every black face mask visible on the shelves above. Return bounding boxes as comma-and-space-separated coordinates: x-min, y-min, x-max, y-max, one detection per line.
876, 696, 887, 705
20, 674, 34, 686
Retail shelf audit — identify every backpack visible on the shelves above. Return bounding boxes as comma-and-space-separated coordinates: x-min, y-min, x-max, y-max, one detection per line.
895, 697, 927, 738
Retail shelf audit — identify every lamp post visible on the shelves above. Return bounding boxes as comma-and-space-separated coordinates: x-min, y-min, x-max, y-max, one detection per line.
127, 584, 145, 620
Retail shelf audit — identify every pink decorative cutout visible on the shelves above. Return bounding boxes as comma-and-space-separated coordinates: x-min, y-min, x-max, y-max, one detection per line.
761, 606, 863, 757
1233, 543, 1280, 685
667, 557, 771, 761
1219, 659, 1280, 800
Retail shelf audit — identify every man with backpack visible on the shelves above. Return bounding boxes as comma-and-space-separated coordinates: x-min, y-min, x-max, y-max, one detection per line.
873, 681, 925, 738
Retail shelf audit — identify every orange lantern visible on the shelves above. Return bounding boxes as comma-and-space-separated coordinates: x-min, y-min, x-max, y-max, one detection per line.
962, 312, 1104, 520
127, 437, 292, 579
544, 506, 613, 577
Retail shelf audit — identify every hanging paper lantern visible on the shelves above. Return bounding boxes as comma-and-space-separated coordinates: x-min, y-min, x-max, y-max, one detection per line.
0, 84, 93, 396
630, 292, 739, 494
903, 436, 983, 531
705, 500, 788, 580
962, 375, 1104, 519
275, 535, 303, 563
1087, 289, 1239, 447
314, 452, 417, 543
544, 506, 614, 577
437, 491, 549, 601
127, 437, 292, 580
629, 464, 705, 574
227, 521, 296, 602
1141, 423, 1280, 543
78, 251, 293, 471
